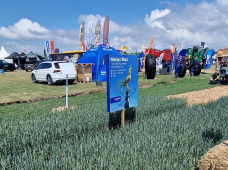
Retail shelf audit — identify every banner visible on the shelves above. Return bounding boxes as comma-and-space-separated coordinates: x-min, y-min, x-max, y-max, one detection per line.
159, 53, 164, 61
95, 19, 101, 46
50, 41, 55, 54
44, 49, 47, 58
110, 42, 114, 47
103, 15, 109, 45
45, 41, 50, 53
79, 21, 84, 48
175, 49, 188, 74
170, 51, 177, 72
139, 53, 144, 68
106, 54, 138, 112
121, 45, 127, 51
182, 41, 185, 49
142, 44, 146, 53
86, 24, 92, 49
201, 42, 205, 48
205, 49, 214, 69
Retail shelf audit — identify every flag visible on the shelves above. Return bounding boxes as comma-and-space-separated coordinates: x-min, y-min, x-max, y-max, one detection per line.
95, 19, 101, 46
24, 49, 26, 54
79, 21, 84, 48
129, 43, 131, 50
45, 41, 50, 53
205, 49, 214, 69
121, 45, 127, 51
50, 41, 55, 54
110, 42, 114, 47
182, 41, 185, 49
175, 49, 188, 74
44, 49, 47, 58
201, 42, 205, 48
103, 15, 109, 45
86, 24, 92, 49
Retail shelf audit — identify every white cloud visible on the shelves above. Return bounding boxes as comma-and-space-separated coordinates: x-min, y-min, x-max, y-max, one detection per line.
1, 0, 228, 54
0, 18, 50, 39
144, 9, 171, 29
217, 0, 228, 6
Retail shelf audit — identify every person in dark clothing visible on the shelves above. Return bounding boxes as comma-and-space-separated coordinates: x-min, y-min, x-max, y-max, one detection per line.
210, 70, 219, 83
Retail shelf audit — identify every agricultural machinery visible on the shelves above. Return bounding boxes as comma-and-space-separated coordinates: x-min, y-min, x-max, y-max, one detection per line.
185, 45, 210, 76
144, 45, 187, 79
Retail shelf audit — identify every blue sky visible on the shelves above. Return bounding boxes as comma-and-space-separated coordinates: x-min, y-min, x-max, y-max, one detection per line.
0, 0, 227, 55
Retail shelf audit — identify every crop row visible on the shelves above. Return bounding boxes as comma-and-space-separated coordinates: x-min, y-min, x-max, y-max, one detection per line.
0, 96, 228, 169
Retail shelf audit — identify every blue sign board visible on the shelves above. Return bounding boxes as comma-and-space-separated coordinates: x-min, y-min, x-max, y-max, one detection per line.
205, 49, 214, 69
107, 54, 138, 113
0, 69, 4, 74
175, 49, 188, 74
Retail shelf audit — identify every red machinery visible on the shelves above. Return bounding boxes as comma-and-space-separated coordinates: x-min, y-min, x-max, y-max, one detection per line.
145, 49, 172, 62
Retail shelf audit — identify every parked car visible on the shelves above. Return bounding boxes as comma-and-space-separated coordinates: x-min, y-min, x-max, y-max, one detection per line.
24, 61, 35, 71
0, 60, 15, 71
31, 61, 76, 86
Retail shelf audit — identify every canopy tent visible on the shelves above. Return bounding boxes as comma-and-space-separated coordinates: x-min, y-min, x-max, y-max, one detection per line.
0, 46, 13, 63
25, 52, 45, 59
78, 44, 120, 82
26, 54, 43, 62
5, 52, 19, 59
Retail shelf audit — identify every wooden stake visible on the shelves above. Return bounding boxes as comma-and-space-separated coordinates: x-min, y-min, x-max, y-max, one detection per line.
121, 109, 125, 127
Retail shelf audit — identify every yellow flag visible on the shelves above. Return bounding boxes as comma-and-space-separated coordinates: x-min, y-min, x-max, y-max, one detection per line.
121, 45, 127, 51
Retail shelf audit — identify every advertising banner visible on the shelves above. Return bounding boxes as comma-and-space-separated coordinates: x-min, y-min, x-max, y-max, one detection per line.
79, 21, 84, 48
170, 51, 177, 72
95, 19, 101, 46
139, 53, 144, 68
175, 49, 188, 74
103, 16, 109, 45
121, 45, 127, 51
86, 24, 92, 49
107, 54, 138, 113
50, 41, 55, 54
205, 49, 214, 69
45, 41, 50, 53
201, 42, 205, 48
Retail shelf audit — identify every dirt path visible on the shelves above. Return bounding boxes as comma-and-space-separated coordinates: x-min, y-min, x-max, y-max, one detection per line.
167, 85, 228, 106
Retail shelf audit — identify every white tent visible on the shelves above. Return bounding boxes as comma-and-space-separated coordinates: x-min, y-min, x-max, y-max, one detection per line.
0, 46, 13, 63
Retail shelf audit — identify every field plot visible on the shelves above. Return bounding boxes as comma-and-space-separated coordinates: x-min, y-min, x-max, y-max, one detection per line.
1, 95, 228, 169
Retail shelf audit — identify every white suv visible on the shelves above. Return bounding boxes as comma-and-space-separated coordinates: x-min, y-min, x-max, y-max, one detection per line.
31, 61, 76, 86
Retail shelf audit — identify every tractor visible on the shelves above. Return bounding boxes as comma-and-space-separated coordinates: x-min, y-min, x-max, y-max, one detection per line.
185, 45, 209, 76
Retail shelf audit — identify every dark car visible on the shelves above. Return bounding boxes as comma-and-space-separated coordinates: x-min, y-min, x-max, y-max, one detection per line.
0, 60, 15, 71
24, 61, 35, 71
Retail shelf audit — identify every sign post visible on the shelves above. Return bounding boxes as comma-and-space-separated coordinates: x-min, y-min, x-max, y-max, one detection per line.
107, 54, 138, 126
66, 75, 68, 108
60, 63, 76, 108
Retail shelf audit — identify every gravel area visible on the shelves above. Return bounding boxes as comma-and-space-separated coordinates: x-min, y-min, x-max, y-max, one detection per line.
167, 86, 228, 106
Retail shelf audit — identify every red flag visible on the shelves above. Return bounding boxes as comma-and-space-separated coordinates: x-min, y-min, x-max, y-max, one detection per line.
50, 41, 55, 54
24, 49, 26, 54
103, 16, 109, 45
83, 43, 86, 51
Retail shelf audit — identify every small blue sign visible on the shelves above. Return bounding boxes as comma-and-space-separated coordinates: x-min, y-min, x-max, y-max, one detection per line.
107, 55, 138, 113
0, 69, 4, 74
